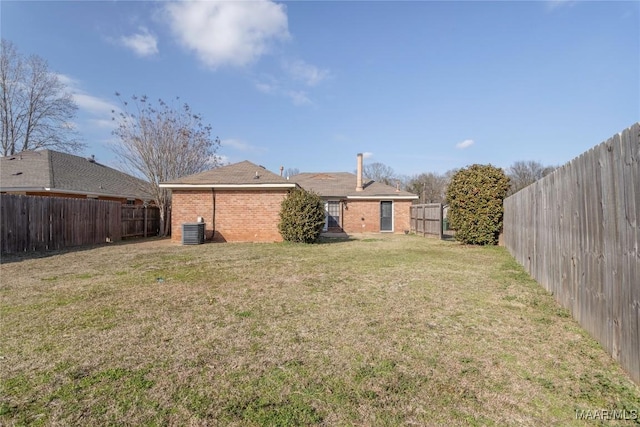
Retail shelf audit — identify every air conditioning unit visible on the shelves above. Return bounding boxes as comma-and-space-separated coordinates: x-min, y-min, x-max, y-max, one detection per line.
182, 223, 205, 245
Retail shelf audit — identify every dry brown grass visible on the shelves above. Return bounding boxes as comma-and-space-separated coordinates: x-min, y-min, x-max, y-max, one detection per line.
1, 234, 638, 426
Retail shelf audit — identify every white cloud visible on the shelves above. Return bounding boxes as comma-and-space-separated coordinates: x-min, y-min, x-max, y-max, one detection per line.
164, 0, 289, 69
74, 93, 119, 116
120, 27, 158, 57
254, 76, 314, 106
221, 138, 265, 154
362, 152, 373, 159
57, 74, 119, 129
215, 154, 231, 166
56, 74, 119, 115
545, 0, 577, 12
284, 59, 330, 86
56, 73, 78, 87
222, 138, 251, 151
286, 90, 311, 106
255, 81, 276, 94
89, 118, 118, 129
456, 139, 475, 149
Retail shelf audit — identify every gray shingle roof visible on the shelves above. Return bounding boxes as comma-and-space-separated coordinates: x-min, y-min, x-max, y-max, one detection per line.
0, 150, 153, 200
161, 161, 294, 186
292, 172, 418, 199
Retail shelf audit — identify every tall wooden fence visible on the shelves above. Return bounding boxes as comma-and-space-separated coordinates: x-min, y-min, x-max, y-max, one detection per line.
410, 203, 443, 239
1, 195, 160, 254
121, 205, 160, 238
503, 123, 639, 384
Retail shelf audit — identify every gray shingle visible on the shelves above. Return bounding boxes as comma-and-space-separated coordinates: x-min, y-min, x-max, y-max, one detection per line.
292, 172, 418, 199
0, 150, 52, 188
162, 161, 292, 186
0, 150, 153, 200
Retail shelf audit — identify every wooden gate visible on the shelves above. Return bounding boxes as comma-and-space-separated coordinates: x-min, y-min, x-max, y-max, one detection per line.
410, 203, 443, 239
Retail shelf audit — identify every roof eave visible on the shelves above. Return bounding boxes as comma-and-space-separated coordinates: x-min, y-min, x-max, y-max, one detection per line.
0, 186, 47, 193
346, 195, 419, 200
315, 194, 348, 199
0, 187, 150, 200
159, 183, 297, 189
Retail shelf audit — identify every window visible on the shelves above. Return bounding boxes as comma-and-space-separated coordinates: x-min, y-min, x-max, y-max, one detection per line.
327, 201, 340, 228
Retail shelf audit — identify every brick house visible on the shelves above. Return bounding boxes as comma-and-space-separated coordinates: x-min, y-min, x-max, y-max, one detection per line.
162, 154, 418, 243
0, 149, 153, 204
160, 161, 296, 243
292, 154, 418, 234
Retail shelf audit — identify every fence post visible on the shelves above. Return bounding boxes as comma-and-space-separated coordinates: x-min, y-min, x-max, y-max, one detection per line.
438, 203, 443, 240
144, 205, 148, 238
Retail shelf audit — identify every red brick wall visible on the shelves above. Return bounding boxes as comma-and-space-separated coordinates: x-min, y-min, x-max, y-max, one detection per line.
341, 199, 413, 234
171, 190, 214, 241
393, 200, 412, 233
171, 189, 288, 243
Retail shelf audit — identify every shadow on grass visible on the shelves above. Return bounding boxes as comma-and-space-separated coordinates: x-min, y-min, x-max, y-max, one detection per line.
315, 232, 356, 244
315, 237, 355, 245
0, 236, 168, 265
442, 232, 457, 242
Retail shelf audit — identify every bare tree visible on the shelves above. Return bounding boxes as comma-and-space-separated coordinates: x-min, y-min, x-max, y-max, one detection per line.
1, 39, 81, 156
405, 172, 449, 204
111, 93, 221, 236
284, 167, 299, 178
507, 160, 556, 195
363, 162, 396, 186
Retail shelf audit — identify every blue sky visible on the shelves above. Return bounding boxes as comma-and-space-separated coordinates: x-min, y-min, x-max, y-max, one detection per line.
2, 0, 638, 177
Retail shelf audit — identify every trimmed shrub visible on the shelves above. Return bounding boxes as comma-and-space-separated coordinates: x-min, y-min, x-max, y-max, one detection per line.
278, 188, 326, 243
446, 164, 510, 245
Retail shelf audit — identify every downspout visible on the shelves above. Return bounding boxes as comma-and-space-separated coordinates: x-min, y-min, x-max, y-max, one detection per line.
211, 188, 216, 241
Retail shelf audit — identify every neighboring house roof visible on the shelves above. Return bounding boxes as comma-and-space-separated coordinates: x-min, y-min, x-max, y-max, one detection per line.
292, 172, 418, 200
0, 150, 153, 201
160, 160, 297, 189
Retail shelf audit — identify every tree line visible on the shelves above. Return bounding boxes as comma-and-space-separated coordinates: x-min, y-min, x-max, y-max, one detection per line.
356, 160, 557, 204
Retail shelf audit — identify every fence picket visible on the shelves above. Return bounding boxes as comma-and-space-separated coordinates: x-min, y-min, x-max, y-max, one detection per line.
1, 196, 159, 254
503, 123, 640, 385
409, 203, 443, 238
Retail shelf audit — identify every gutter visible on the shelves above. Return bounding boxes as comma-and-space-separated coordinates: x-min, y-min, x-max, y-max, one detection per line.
159, 183, 297, 190
0, 187, 149, 201
346, 195, 419, 200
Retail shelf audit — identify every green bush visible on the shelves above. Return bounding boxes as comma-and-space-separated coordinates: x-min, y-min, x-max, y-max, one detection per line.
278, 188, 326, 243
446, 164, 510, 245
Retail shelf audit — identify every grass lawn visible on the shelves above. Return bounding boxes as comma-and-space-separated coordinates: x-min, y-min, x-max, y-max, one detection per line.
1, 234, 639, 426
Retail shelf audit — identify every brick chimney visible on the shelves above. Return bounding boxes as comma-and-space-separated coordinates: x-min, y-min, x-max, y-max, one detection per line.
356, 153, 364, 191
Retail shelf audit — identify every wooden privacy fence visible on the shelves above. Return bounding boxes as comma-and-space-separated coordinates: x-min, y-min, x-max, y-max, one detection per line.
410, 203, 443, 239
503, 123, 639, 384
121, 205, 160, 238
1, 195, 161, 254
